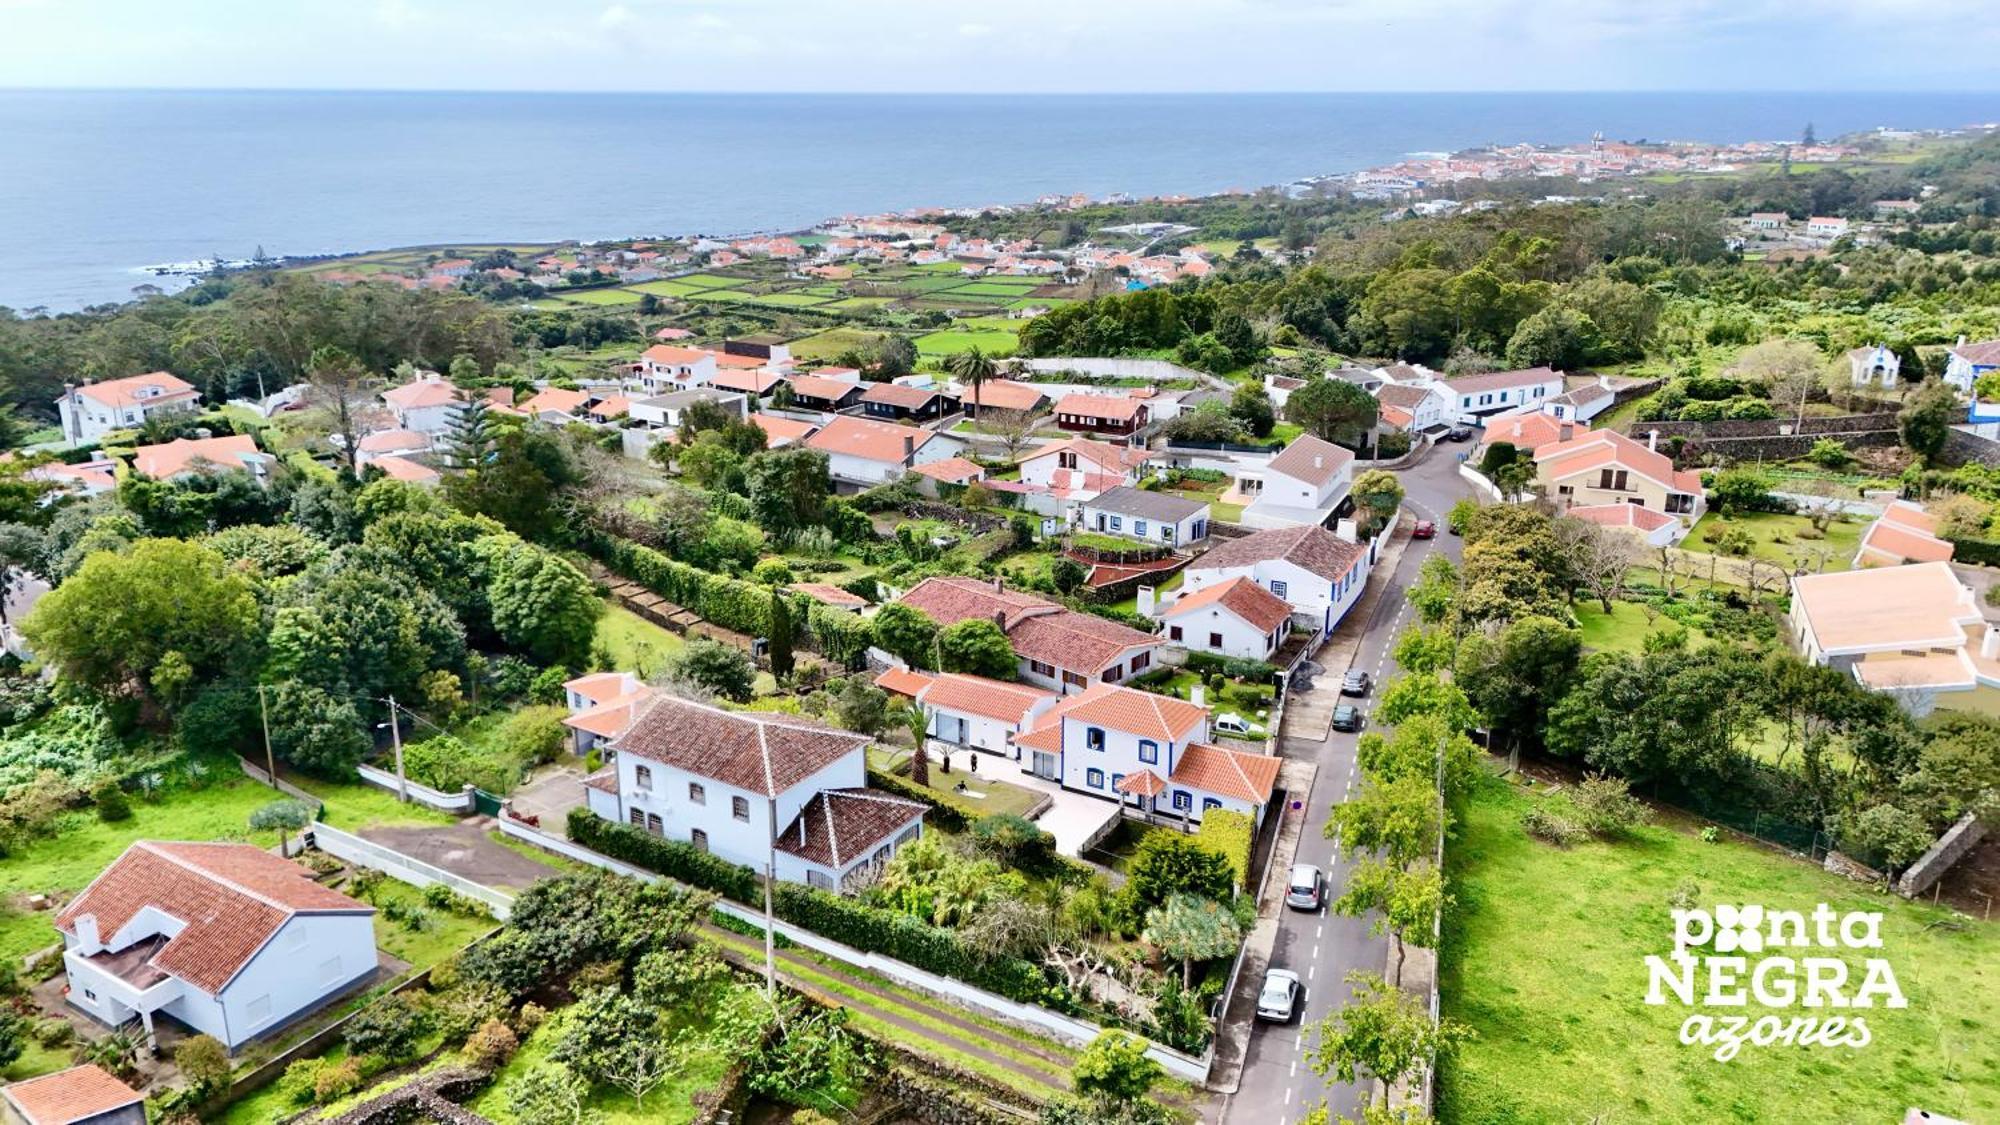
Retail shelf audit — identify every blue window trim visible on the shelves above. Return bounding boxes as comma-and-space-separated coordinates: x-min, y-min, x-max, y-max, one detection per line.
1086, 768, 1105, 789
1086, 726, 1106, 751
1172, 790, 1192, 810
1134, 519, 1148, 536
1271, 579, 1288, 598
1112, 773, 1125, 793
1139, 739, 1158, 764
1202, 797, 1222, 811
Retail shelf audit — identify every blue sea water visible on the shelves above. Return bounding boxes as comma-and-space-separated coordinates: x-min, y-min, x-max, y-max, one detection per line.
1, 89, 1996, 312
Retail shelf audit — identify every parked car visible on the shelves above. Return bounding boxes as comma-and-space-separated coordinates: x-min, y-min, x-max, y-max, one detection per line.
1412, 519, 1436, 539
1331, 704, 1364, 732
1341, 670, 1371, 697
1445, 424, 1474, 442
1256, 968, 1302, 1023
1214, 713, 1254, 736
1285, 864, 1324, 911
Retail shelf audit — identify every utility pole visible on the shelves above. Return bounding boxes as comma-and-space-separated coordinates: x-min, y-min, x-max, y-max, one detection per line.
764, 804, 778, 999
387, 695, 409, 803
257, 683, 276, 789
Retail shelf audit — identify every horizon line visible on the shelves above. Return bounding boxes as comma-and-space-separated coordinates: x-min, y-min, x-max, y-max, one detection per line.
3, 85, 1998, 98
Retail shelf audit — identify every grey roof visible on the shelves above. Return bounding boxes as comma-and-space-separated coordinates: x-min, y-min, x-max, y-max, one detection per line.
1086, 485, 1208, 523
638, 387, 746, 410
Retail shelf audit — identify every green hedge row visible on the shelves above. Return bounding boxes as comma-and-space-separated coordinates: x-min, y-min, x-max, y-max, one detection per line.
866, 768, 970, 833
805, 601, 874, 668
585, 532, 772, 638
566, 808, 1069, 1010
1948, 536, 2000, 568
567, 807, 761, 902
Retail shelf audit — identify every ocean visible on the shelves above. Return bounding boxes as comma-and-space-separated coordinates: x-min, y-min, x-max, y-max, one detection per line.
2, 89, 1996, 312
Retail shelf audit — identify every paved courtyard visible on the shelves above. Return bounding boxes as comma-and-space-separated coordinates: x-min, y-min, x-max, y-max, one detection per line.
931, 746, 1122, 857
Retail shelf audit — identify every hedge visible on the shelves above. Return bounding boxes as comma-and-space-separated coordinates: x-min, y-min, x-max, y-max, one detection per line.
1948, 536, 2000, 568
805, 600, 875, 668
566, 808, 1070, 1010
866, 768, 971, 833
567, 807, 761, 902
584, 532, 771, 638
1197, 809, 1254, 891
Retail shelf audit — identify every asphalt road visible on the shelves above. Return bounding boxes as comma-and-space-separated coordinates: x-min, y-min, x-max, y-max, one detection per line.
1224, 445, 1472, 1125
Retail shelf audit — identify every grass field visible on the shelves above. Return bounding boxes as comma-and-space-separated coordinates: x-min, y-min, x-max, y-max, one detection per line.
865, 748, 1043, 819
1683, 511, 1864, 572
791, 327, 891, 361
679, 273, 752, 288
1574, 599, 1709, 654
1439, 776, 2000, 1124
946, 281, 1041, 297
594, 604, 686, 679
556, 288, 643, 306
914, 327, 1018, 357
827, 296, 892, 311
738, 291, 835, 308
627, 278, 718, 298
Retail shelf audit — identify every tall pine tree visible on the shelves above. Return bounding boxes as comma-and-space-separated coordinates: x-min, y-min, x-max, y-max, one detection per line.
444, 392, 494, 470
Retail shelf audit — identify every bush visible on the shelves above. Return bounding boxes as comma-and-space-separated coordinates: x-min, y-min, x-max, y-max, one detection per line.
173, 1034, 230, 1097
465, 1018, 519, 1068
342, 993, 429, 1063
751, 558, 797, 586
91, 780, 131, 823
1569, 774, 1650, 837
528, 665, 568, 705
495, 704, 569, 766
568, 808, 760, 902
312, 1058, 363, 1104
1521, 801, 1588, 846
971, 814, 1059, 874
866, 769, 970, 832
34, 1018, 74, 1048
1196, 810, 1254, 891
423, 882, 489, 917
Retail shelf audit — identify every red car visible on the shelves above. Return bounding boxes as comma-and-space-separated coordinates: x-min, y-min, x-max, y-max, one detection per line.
1412, 519, 1437, 539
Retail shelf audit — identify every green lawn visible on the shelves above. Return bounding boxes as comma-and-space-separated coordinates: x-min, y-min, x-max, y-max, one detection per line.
945, 281, 1041, 297
1007, 296, 1070, 311
1574, 600, 1708, 654
367, 879, 496, 975
865, 748, 1043, 819
827, 296, 892, 311
627, 278, 720, 298
679, 273, 752, 288
555, 289, 644, 306
789, 327, 891, 361
1439, 777, 2000, 1124
1682, 511, 1864, 572
594, 604, 686, 679
913, 327, 1018, 357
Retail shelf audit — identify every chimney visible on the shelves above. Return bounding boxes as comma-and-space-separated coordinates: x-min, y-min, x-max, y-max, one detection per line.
993, 609, 1006, 630
73, 913, 101, 955
903, 434, 915, 461
1136, 585, 1156, 618
1190, 683, 1206, 708
992, 575, 1003, 593
1559, 423, 1573, 442
1314, 455, 1324, 470
1335, 518, 1358, 543
1648, 430, 1659, 452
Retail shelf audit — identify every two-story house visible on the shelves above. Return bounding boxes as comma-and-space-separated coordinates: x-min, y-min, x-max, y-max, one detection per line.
896, 576, 1165, 694
879, 669, 1061, 762
1945, 337, 2000, 396
1848, 345, 1902, 389
582, 697, 926, 891
805, 415, 965, 488
1241, 435, 1355, 530
381, 373, 465, 435
57, 373, 202, 445
1012, 683, 1280, 822
636, 345, 720, 393
1441, 367, 1566, 418
1013, 438, 1154, 505
1078, 486, 1210, 547
561, 671, 655, 756
57, 842, 377, 1051
1179, 524, 1369, 637
1533, 427, 1705, 536
1373, 382, 1451, 433
1154, 576, 1294, 662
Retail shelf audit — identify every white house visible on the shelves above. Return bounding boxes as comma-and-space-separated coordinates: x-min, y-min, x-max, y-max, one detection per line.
1945, 337, 2000, 395
1241, 435, 1355, 530
1539, 378, 1618, 423
1805, 216, 1850, 241
628, 388, 749, 431
1008, 438, 1156, 509
897, 576, 1164, 694
583, 696, 927, 892
1012, 683, 1280, 823
57, 372, 202, 445
380, 373, 465, 435
1848, 345, 1902, 389
882, 669, 1061, 762
57, 842, 377, 1051
1, 1065, 146, 1125
1788, 562, 2000, 712
1374, 382, 1451, 432
355, 428, 433, 465
1180, 524, 1370, 637
1154, 576, 1294, 662
1747, 212, 1787, 230
636, 345, 720, 393
1078, 486, 1210, 547
1440, 367, 1566, 418
561, 671, 654, 756
130, 434, 272, 482
804, 415, 965, 488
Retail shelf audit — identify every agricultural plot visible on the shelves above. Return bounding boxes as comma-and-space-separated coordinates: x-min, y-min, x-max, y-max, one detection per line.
628, 278, 721, 298
790, 326, 892, 361
557, 289, 644, 306
828, 296, 892, 311
739, 291, 836, 308
945, 281, 1041, 297
914, 326, 1018, 357
678, 273, 753, 288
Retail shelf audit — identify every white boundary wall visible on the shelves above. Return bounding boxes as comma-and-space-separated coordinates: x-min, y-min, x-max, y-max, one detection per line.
309, 823, 514, 921
353, 763, 476, 814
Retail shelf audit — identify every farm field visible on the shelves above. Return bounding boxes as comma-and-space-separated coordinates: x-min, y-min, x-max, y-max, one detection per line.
914, 326, 1019, 357
556, 288, 643, 306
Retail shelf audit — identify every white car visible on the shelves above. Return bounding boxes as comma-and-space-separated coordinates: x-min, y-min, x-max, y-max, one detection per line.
1213, 713, 1253, 736
1256, 968, 1302, 1023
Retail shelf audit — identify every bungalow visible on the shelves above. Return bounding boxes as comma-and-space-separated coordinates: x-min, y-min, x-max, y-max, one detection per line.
1374, 382, 1451, 432
791, 582, 868, 611
1854, 500, 1954, 568
636, 345, 721, 393
562, 671, 654, 756
1561, 502, 1681, 547
861, 382, 957, 423
1241, 434, 1354, 531
1012, 683, 1280, 823
1747, 212, 1788, 230
959, 379, 1048, 416
1263, 372, 1306, 411
1180, 524, 1369, 637
587, 395, 632, 424
888, 669, 1061, 761
582, 696, 927, 892
629, 388, 749, 431
1016, 437, 1155, 503
517, 386, 591, 421
750, 414, 822, 449
1873, 199, 1922, 218
1541, 379, 1617, 423
805, 415, 964, 487
57, 372, 201, 445
1945, 337, 2000, 395
130, 434, 270, 481
909, 457, 987, 496
1156, 575, 1294, 662
1441, 367, 1566, 418
1533, 428, 1705, 534
1805, 216, 1850, 240
1, 1065, 145, 1125
368, 456, 440, 486
1789, 562, 2000, 710
1051, 393, 1148, 437
710, 369, 785, 402
25, 458, 117, 499
355, 428, 432, 464
897, 576, 1164, 694
784, 375, 865, 413
1078, 485, 1209, 547
1848, 345, 1902, 388
380, 373, 464, 435
57, 842, 377, 1051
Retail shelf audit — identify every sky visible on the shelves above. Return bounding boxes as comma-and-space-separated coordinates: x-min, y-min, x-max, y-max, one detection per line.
2, 0, 1998, 93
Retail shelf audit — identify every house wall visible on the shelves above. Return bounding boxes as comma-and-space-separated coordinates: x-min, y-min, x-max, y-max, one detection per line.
612, 747, 866, 874
1057, 711, 1206, 802
394, 401, 461, 435
1545, 464, 1699, 518
209, 913, 377, 1048
1449, 378, 1564, 416
1019, 642, 1160, 695
1079, 504, 1209, 546
59, 394, 199, 444
773, 818, 924, 891
926, 706, 1026, 757
1181, 556, 1368, 635
1163, 605, 1285, 661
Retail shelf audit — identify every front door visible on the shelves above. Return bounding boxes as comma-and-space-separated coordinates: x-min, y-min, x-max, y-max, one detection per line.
1031, 751, 1059, 780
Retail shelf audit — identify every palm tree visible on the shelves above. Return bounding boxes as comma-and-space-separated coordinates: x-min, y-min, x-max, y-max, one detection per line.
948, 347, 997, 420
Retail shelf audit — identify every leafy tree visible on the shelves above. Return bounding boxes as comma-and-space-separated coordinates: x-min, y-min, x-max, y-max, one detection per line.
304, 346, 378, 476
22, 538, 259, 712
665, 637, 756, 703
1334, 858, 1445, 983
746, 447, 831, 538
270, 563, 465, 700
936, 618, 1017, 679
872, 602, 939, 669
1899, 381, 1958, 464
1375, 673, 1477, 732
1071, 1030, 1165, 1104
1834, 802, 1934, 872
1142, 893, 1242, 987
1230, 383, 1277, 438
1124, 831, 1235, 911
1306, 971, 1471, 1100
1326, 772, 1442, 867
506, 1062, 602, 1125
1709, 468, 1773, 515
1453, 615, 1581, 751
1285, 377, 1378, 446
1406, 554, 1459, 626
1504, 305, 1599, 370
1163, 400, 1243, 444
249, 798, 315, 854
482, 537, 602, 667
174, 1035, 232, 1098
832, 677, 889, 736
445, 427, 580, 543
265, 683, 371, 777
1052, 557, 1088, 595
768, 590, 796, 679
0, 1008, 24, 1073
1350, 469, 1404, 536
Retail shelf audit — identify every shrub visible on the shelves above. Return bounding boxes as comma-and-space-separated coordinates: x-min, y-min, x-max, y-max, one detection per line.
971, 814, 1059, 874
1568, 774, 1650, 837
91, 780, 131, 823
173, 1035, 231, 1097
34, 1019, 74, 1048
312, 1058, 363, 1103
1195, 810, 1254, 891
1521, 801, 1588, 846
513, 1001, 548, 1037
568, 809, 760, 902
342, 993, 429, 1063
527, 666, 569, 704
751, 558, 797, 586
495, 704, 569, 766
866, 769, 970, 832
465, 1018, 519, 1068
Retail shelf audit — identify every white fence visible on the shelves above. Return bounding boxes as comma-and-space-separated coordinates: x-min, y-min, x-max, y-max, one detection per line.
308, 822, 515, 921
236, 758, 326, 810
1457, 462, 1502, 502
353, 763, 477, 814
492, 817, 1210, 1083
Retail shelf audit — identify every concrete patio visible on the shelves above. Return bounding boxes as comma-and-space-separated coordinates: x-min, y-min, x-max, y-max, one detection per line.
930, 745, 1123, 857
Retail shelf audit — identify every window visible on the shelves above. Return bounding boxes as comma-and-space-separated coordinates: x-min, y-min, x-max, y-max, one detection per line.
1086, 726, 1106, 751
1134, 519, 1148, 536
1139, 739, 1158, 764
1558, 485, 1573, 496
807, 871, 834, 890
635, 764, 653, 790
1270, 580, 1288, 598
1629, 497, 1646, 507
246, 995, 272, 1027
1666, 493, 1693, 514
320, 956, 344, 985
1161, 525, 1175, 541
1058, 451, 1077, 470
628, 808, 646, 829
688, 782, 706, 804
1597, 468, 1629, 491
1112, 773, 1125, 793
646, 813, 663, 835
1086, 768, 1105, 789
691, 828, 709, 851
1029, 659, 1056, 677
1203, 797, 1222, 812
1130, 652, 1150, 672
82, 987, 97, 1002
1169, 625, 1184, 641
1209, 632, 1223, 648
1109, 516, 1123, 531
896, 826, 920, 846
732, 796, 751, 822
1172, 790, 1192, 811
1103, 665, 1124, 682
1063, 670, 1088, 687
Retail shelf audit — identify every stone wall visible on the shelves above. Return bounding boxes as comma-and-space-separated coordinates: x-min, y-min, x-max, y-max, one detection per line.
1943, 427, 2000, 468
1663, 430, 1905, 463
1895, 812, 1988, 898
1633, 412, 1905, 441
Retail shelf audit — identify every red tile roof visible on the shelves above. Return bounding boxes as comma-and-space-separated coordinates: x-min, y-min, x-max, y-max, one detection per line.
131, 434, 262, 479
1025, 681, 1206, 744
897, 576, 1159, 673
918, 672, 1057, 723
791, 582, 869, 609
369, 455, 439, 484
1191, 524, 1365, 584
521, 387, 590, 416
773, 789, 927, 868
1115, 769, 1167, 797
1264, 435, 1353, 488
642, 344, 711, 366
712, 370, 783, 395
1162, 576, 1293, 632
1445, 366, 1563, 394
910, 457, 985, 484
805, 414, 936, 464
55, 842, 372, 995
751, 414, 821, 446
874, 666, 936, 699
612, 696, 869, 795
786, 375, 865, 403
1952, 339, 2000, 367
1, 1065, 144, 1125
1171, 742, 1280, 804
382, 376, 459, 410
357, 428, 429, 453
1563, 502, 1676, 532
1482, 412, 1584, 451
861, 382, 951, 410
72, 371, 198, 411
1053, 393, 1146, 422
962, 380, 1047, 413
1535, 428, 1701, 495
1020, 437, 1153, 475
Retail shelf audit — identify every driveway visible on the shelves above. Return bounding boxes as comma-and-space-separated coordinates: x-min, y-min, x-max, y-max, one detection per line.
509, 763, 589, 827
362, 821, 559, 890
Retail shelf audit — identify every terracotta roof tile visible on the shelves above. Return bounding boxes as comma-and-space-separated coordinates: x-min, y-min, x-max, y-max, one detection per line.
131, 434, 263, 479
910, 457, 985, 484
805, 414, 936, 464
750, 414, 821, 445
861, 382, 951, 410
874, 666, 936, 699
382, 376, 459, 410
791, 582, 869, 609
1445, 366, 1563, 394
1024, 682, 1206, 744
612, 697, 869, 795
918, 673, 1057, 723
786, 375, 864, 403
773, 789, 927, 868
1163, 576, 1293, 632
1265, 435, 1353, 488
1563, 502, 1676, 532
72, 372, 198, 411
897, 577, 1160, 672
1190, 524, 1366, 584
961, 380, 1047, 413
370, 455, 439, 484
1052, 393, 1146, 422
1790, 562, 1980, 652
1171, 742, 1280, 804
2, 1065, 144, 1125
1115, 769, 1167, 797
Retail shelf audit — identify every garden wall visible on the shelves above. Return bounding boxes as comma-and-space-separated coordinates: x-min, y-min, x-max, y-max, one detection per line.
307, 823, 515, 920
1943, 427, 2000, 468
1017, 356, 1218, 385
1895, 812, 1987, 898
1634, 412, 1905, 441
1665, 430, 1904, 463
353, 764, 475, 813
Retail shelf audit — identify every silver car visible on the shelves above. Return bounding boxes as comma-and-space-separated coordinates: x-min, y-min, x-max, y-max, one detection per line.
1257, 968, 1302, 1022
1285, 863, 1324, 911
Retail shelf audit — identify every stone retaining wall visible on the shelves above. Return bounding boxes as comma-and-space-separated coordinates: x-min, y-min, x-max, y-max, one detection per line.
1896, 812, 1987, 898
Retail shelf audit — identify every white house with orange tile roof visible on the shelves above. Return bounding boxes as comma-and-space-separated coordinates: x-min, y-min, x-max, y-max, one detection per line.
1, 1064, 145, 1125
130, 434, 271, 482
896, 576, 1163, 695
750, 414, 822, 449
562, 671, 655, 756
368, 455, 440, 486
1533, 427, 1704, 535
1373, 381, 1451, 433
1012, 682, 1278, 824
58, 372, 202, 444
909, 456, 987, 495
355, 428, 432, 464
380, 372, 465, 435
804, 415, 964, 487
636, 344, 719, 393
1241, 435, 1355, 530
57, 842, 376, 1051
1788, 562, 2000, 711
1156, 576, 1294, 661
1475, 412, 1586, 460
1011, 438, 1155, 510
1561, 502, 1681, 547
1854, 501, 1954, 568
1179, 524, 1371, 636
1440, 366, 1566, 418
882, 668, 1061, 760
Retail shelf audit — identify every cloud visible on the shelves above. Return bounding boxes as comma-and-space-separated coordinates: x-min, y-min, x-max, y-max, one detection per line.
598, 3, 633, 28
958, 22, 993, 38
